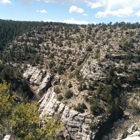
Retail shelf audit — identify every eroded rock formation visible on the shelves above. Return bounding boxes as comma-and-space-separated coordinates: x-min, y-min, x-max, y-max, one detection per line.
23, 65, 54, 99
39, 87, 95, 140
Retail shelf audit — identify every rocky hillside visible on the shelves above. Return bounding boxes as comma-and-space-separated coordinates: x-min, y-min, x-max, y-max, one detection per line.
1, 21, 140, 140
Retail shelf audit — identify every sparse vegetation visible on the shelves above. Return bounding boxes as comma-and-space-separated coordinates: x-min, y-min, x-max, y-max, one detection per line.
57, 94, 63, 101
74, 103, 87, 113
65, 89, 73, 99
54, 86, 61, 94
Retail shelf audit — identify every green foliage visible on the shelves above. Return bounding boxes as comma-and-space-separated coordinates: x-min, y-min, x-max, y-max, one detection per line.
0, 81, 63, 140
116, 66, 124, 73
75, 69, 83, 81
110, 28, 113, 33
102, 27, 107, 31
65, 89, 73, 99
129, 31, 135, 37
109, 97, 120, 113
10, 103, 63, 140
57, 65, 65, 75
90, 101, 101, 115
89, 123, 96, 131
68, 82, 72, 88
95, 49, 100, 58
49, 52, 55, 59
84, 95, 89, 102
95, 28, 99, 33
0, 64, 14, 80
67, 49, 72, 54
10, 103, 39, 139
0, 19, 44, 50
88, 66, 122, 116
74, 103, 87, 113
0, 64, 33, 99
54, 86, 61, 94
77, 60, 83, 66
0, 81, 13, 120
86, 46, 92, 51
70, 66, 75, 71
78, 82, 86, 91
48, 61, 55, 69
131, 103, 140, 116
57, 94, 63, 101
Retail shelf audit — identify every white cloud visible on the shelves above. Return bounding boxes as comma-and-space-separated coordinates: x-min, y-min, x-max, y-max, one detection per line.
43, 0, 82, 4
95, 7, 133, 18
44, 0, 57, 3
37, 9, 47, 13
69, 6, 84, 13
43, 18, 88, 25
0, 0, 11, 4
40, 9, 47, 13
89, 0, 140, 10
85, 0, 140, 18
104, 0, 140, 10
61, 18, 88, 24
83, 13, 88, 16
13, 0, 140, 19
16, 0, 140, 9
136, 10, 140, 17
85, 1, 103, 9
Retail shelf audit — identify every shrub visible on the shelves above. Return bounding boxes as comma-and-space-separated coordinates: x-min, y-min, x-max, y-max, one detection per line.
86, 46, 92, 51
84, 95, 89, 102
116, 66, 124, 73
70, 66, 75, 71
57, 94, 63, 101
65, 90, 73, 99
48, 61, 55, 69
89, 123, 96, 130
68, 82, 72, 88
90, 101, 102, 115
78, 83, 86, 91
77, 60, 83, 66
74, 103, 87, 113
54, 86, 61, 94
78, 83, 83, 91
131, 103, 140, 116
57, 65, 65, 75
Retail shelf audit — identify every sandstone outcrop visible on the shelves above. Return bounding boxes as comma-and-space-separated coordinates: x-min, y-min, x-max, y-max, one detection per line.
23, 65, 54, 99
39, 87, 95, 140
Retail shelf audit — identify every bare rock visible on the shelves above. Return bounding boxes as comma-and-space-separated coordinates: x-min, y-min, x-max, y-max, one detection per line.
39, 87, 95, 140
51, 75, 60, 85
123, 131, 140, 140
127, 124, 137, 134
23, 65, 54, 99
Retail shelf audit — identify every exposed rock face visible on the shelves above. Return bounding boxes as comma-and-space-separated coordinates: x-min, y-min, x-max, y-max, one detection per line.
23, 65, 140, 140
123, 131, 140, 140
80, 58, 106, 81
23, 66, 118, 140
23, 65, 54, 99
39, 88, 95, 140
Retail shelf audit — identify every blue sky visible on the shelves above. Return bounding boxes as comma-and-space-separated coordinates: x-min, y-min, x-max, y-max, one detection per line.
0, 0, 140, 24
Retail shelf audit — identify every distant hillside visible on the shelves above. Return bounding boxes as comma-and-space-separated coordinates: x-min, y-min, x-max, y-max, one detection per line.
0, 19, 45, 50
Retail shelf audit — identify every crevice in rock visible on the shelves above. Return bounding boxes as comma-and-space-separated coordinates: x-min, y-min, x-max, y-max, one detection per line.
94, 109, 123, 140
